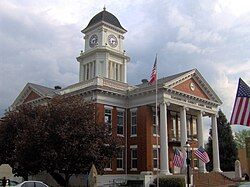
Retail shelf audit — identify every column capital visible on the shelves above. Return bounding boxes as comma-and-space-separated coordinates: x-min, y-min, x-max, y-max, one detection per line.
162, 101, 171, 106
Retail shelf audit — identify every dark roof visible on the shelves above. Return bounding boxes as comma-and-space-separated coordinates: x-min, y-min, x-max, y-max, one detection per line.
137, 69, 194, 87
28, 83, 59, 97
84, 9, 126, 31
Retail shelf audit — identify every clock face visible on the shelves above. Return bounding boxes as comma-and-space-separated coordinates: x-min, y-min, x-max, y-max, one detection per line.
108, 34, 118, 47
89, 34, 98, 48
190, 82, 196, 91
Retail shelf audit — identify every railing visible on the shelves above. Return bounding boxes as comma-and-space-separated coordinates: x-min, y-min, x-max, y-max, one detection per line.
60, 77, 132, 94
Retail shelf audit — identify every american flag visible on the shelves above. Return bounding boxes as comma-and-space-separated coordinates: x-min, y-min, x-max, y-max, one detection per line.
194, 146, 210, 164
173, 148, 184, 168
149, 55, 157, 84
230, 78, 250, 126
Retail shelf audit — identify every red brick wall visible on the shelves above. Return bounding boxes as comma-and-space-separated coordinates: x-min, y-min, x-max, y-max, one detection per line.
173, 78, 209, 99
23, 91, 41, 103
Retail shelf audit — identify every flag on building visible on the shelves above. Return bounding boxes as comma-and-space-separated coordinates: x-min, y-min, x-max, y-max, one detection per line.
149, 55, 157, 84
194, 146, 210, 164
173, 148, 184, 167
230, 78, 250, 126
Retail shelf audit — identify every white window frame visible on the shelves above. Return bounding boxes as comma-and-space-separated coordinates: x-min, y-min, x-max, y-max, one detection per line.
153, 145, 160, 170
131, 148, 138, 171
116, 149, 124, 171
192, 117, 198, 137
104, 159, 112, 171
117, 109, 124, 136
130, 108, 137, 137
152, 108, 159, 136
104, 106, 112, 134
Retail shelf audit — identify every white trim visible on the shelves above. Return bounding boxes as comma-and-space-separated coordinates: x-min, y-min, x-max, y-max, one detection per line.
153, 145, 160, 148
130, 145, 137, 148
117, 168, 124, 171
117, 107, 125, 112
130, 108, 137, 112
104, 105, 113, 109
104, 168, 112, 171
130, 134, 137, 138
130, 168, 137, 171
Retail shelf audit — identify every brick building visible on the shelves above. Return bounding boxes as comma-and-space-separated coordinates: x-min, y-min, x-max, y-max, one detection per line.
11, 8, 223, 186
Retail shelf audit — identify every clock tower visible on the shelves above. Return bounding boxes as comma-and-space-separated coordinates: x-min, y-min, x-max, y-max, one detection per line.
77, 8, 130, 83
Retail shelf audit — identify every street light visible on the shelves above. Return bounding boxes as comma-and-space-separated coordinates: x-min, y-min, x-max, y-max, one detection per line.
184, 142, 191, 187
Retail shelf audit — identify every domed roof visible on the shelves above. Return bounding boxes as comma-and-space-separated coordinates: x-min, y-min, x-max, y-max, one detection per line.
84, 8, 126, 31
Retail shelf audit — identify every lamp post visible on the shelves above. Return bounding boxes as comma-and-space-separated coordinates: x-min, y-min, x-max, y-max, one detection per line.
184, 142, 191, 187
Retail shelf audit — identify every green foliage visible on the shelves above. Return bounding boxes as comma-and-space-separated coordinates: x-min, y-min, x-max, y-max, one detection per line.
0, 95, 120, 186
206, 109, 238, 172
154, 177, 185, 187
234, 130, 250, 149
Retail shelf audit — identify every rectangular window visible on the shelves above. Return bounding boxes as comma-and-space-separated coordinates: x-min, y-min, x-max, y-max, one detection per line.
104, 159, 112, 171
117, 149, 124, 170
117, 111, 124, 136
153, 148, 160, 169
105, 108, 112, 134
187, 116, 191, 138
131, 148, 137, 170
177, 117, 181, 140
131, 110, 137, 136
86, 63, 90, 80
192, 117, 197, 136
115, 63, 119, 81
172, 116, 176, 140
152, 110, 159, 135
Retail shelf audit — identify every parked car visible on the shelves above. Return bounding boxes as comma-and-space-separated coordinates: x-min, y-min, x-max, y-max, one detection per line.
238, 182, 250, 187
14, 181, 49, 187
0, 180, 19, 186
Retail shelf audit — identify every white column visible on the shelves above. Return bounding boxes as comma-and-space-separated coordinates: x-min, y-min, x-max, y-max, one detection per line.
180, 106, 187, 150
180, 106, 188, 174
197, 111, 207, 172
212, 114, 222, 172
124, 60, 127, 83
160, 102, 171, 175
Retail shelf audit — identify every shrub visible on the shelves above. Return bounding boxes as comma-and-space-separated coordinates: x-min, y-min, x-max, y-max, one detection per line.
154, 176, 185, 187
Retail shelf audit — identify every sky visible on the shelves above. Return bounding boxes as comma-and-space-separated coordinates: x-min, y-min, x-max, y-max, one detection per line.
1, 0, 250, 135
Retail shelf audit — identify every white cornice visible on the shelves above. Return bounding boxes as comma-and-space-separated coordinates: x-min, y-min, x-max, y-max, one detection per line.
76, 46, 130, 62
82, 21, 127, 34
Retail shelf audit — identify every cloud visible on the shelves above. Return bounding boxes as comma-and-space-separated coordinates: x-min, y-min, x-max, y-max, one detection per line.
165, 41, 203, 54
1, 0, 250, 124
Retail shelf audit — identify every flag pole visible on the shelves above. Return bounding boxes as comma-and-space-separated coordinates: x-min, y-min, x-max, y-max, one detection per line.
155, 54, 159, 187
149, 54, 159, 186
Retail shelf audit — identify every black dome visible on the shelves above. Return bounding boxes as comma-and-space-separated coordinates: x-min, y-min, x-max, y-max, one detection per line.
85, 9, 126, 31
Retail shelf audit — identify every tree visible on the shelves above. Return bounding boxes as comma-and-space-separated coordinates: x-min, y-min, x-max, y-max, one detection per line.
0, 95, 120, 187
234, 129, 250, 149
206, 109, 238, 172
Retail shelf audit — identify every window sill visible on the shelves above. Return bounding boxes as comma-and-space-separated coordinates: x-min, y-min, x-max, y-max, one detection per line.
130, 135, 137, 138
117, 134, 124, 137
104, 168, 112, 171
130, 168, 137, 171
117, 168, 124, 171
153, 134, 160, 137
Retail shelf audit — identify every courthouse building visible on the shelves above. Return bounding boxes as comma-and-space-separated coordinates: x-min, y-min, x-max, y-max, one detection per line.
12, 8, 223, 186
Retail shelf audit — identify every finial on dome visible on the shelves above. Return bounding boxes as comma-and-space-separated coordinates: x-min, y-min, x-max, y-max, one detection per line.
103, 5, 106, 11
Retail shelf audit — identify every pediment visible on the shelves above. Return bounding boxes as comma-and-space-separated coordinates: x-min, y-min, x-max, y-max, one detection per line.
23, 91, 41, 104
173, 78, 209, 100
163, 69, 222, 104
12, 83, 58, 108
